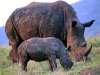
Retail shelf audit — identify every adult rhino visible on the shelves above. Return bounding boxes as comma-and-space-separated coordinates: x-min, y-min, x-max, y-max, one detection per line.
5, 1, 94, 63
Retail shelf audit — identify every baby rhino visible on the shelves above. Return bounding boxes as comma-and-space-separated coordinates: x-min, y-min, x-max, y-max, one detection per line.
18, 37, 73, 71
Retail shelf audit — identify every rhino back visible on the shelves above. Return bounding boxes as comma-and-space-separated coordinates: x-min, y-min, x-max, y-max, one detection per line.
13, 3, 64, 41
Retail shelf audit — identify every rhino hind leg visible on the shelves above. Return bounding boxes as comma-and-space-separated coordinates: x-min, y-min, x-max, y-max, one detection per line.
5, 15, 22, 63
6, 29, 19, 63
5, 26, 18, 63
9, 49, 18, 63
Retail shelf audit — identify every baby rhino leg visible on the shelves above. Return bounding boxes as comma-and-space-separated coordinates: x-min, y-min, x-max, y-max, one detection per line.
18, 51, 30, 71
48, 55, 57, 71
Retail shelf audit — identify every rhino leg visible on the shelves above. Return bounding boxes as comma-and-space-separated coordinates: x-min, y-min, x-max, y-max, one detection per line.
18, 50, 30, 71
5, 13, 24, 63
48, 55, 57, 71
5, 16, 19, 63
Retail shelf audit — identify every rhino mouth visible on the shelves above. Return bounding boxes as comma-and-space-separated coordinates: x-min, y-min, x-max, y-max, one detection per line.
77, 44, 92, 61
67, 44, 92, 61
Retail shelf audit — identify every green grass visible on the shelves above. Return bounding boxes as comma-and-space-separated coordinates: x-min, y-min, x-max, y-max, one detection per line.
0, 37, 100, 75
87, 36, 100, 47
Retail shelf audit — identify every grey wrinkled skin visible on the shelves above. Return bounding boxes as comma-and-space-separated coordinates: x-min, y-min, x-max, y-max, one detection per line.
17, 37, 73, 71
5, 1, 95, 62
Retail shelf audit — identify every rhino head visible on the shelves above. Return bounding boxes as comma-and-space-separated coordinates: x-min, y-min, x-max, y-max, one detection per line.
67, 20, 95, 61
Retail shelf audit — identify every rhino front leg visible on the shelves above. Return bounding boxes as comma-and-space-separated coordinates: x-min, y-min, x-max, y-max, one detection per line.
48, 55, 57, 71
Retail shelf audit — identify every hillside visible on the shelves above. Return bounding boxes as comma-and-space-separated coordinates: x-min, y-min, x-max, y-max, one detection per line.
0, 27, 8, 45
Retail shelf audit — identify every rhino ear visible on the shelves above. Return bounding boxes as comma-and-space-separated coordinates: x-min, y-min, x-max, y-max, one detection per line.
83, 20, 95, 27
72, 21, 77, 27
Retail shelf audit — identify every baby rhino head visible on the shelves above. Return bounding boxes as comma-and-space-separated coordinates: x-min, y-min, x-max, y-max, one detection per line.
59, 47, 73, 70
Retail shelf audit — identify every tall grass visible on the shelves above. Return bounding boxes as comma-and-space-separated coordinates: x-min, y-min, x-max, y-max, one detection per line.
87, 36, 100, 47
0, 36, 100, 75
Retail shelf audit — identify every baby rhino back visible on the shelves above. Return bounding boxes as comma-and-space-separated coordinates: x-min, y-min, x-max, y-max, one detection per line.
18, 37, 64, 61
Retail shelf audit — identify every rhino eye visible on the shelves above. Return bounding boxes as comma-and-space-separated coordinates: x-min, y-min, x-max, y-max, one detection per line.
72, 21, 77, 27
